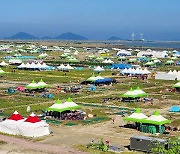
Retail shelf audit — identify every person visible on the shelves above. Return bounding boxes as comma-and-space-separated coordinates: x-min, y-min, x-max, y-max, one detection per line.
112, 117, 115, 124
150, 97, 154, 105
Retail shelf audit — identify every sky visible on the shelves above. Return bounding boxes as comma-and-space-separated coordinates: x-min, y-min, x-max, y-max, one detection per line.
0, 0, 180, 40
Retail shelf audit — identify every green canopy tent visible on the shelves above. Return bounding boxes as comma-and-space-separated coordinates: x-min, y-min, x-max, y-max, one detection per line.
122, 87, 148, 102
37, 79, 49, 89
144, 61, 155, 67
133, 87, 148, 97
46, 98, 81, 119
25, 80, 40, 90
124, 108, 148, 123
165, 60, 174, 65
141, 110, 171, 125
172, 81, 180, 92
0, 68, 5, 75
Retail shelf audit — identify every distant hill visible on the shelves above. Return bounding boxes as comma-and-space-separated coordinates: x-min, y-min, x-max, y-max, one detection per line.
108, 36, 122, 41
55, 32, 88, 40
5, 32, 38, 40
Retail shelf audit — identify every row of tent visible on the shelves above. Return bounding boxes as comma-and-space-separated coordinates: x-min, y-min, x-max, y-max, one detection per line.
121, 68, 151, 75
124, 109, 170, 125
0, 111, 49, 137
57, 64, 74, 70
155, 70, 180, 81
17, 62, 51, 70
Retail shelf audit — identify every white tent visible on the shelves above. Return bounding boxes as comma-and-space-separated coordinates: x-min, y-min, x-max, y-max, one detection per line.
57, 64, 67, 70
9, 59, 22, 64
94, 66, 105, 72
18, 113, 50, 137
0, 111, 25, 135
17, 63, 27, 69
66, 64, 74, 70
0, 61, 8, 66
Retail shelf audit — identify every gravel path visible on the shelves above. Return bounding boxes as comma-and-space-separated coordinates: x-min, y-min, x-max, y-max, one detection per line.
0, 135, 86, 154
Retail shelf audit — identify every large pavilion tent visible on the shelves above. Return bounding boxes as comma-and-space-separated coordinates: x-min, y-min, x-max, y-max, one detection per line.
0, 111, 25, 135
124, 108, 148, 122
18, 113, 50, 137
141, 110, 171, 125
0, 68, 5, 74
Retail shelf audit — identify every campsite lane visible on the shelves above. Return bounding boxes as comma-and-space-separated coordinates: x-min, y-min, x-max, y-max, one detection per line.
0, 134, 86, 154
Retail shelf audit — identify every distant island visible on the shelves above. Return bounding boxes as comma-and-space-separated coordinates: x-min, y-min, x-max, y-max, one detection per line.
5, 32, 88, 40
108, 36, 122, 41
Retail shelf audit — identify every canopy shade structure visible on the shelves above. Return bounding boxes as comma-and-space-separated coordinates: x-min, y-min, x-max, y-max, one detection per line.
144, 61, 155, 66
173, 81, 180, 88
0, 68, 5, 74
37, 79, 49, 88
124, 108, 148, 122
25, 80, 40, 89
133, 87, 148, 97
141, 110, 171, 125
47, 98, 81, 112
86, 74, 104, 82
169, 105, 180, 112
165, 60, 174, 65
122, 87, 148, 98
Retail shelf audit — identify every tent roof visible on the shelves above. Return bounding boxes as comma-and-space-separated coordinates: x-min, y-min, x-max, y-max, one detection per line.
169, 105, 180, 112
8, 111, 24, 121
24, 113, 41, 123
124, 108, 148, 122
141, 110, 171, 125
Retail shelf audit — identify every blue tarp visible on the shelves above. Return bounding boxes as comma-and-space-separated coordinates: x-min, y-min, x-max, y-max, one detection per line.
169, 105, 180, 112
95, 78, 113, 83
112, 63, 131, 69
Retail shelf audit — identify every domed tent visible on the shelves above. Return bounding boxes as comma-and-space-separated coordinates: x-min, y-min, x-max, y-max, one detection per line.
0, 111, 25, 135
169, 105, 180, 112
18, 113, 50, 137
124, 108, 148, 122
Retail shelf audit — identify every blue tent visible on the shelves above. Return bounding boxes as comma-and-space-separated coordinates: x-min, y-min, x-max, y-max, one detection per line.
112, 64, 131, 69
169, 105, 180, 112
95, 78, 114, 83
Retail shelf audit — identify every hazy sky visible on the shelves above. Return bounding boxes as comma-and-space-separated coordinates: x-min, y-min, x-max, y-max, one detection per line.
0, 0, 180, 40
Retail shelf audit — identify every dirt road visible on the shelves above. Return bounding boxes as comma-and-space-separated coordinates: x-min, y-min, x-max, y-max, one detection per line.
0, 135, 86, 154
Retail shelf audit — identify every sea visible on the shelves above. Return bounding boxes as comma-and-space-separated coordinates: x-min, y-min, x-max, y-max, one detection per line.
110, 41, 180, 50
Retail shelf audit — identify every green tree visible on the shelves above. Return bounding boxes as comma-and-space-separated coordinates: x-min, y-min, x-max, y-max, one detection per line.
151, 138, 180, 154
